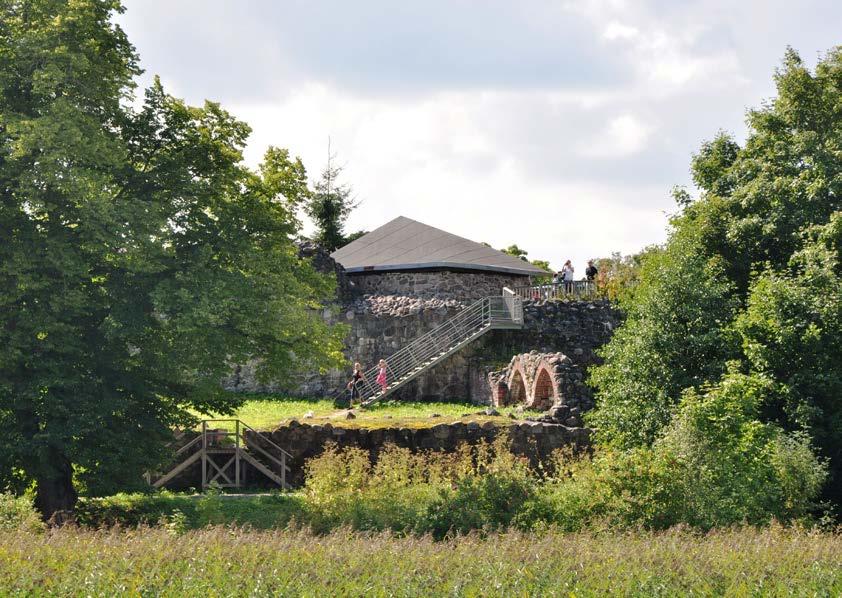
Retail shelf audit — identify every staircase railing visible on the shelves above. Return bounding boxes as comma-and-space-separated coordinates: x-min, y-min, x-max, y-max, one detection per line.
151, 419, 292, 490
355, 292, 523, 406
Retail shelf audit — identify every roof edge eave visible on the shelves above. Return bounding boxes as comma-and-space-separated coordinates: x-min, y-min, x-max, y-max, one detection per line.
342, 262, 544, 276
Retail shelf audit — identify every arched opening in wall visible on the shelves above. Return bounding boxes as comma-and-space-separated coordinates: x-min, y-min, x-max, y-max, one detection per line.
531, 367, 556, 411
506, 370, 527, 406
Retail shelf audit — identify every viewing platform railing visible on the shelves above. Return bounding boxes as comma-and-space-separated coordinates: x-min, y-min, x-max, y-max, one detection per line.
511, 280, 598, 301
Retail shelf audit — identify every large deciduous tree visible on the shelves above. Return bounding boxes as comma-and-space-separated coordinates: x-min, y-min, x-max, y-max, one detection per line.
589, 47, 841, 503
0, 0, 345, 518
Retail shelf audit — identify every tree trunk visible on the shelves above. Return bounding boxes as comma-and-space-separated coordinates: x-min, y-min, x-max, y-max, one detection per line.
34, 448, 78, 522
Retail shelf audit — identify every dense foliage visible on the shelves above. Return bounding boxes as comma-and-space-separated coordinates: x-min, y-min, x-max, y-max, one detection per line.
69, 433, 823, 535
0, 0, 345, 517
589, 47, 842, 505
298, 427, 822, 535
500, 243, 552, 282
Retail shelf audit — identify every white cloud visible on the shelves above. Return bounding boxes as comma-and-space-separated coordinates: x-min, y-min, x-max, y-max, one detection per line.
603, 21, 639, 41
582, 114, 652, 157
118, 0, 842, 272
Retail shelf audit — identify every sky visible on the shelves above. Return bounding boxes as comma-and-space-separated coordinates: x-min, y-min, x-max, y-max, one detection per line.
118, 0, 840, 272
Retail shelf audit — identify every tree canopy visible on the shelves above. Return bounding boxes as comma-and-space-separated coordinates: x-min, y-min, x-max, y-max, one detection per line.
0, 0, 345, 518
588, 47, 842, 505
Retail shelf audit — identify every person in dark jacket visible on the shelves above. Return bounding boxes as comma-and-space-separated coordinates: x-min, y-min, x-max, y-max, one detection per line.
347, 362, 366, 406
585, 260, 598, 281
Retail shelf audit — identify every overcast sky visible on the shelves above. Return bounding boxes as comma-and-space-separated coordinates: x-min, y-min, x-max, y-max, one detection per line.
119, 0, 839, 272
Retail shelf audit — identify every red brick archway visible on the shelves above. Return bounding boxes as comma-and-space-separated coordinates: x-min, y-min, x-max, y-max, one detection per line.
506, 368, 528, 406
530, 365, 557, 410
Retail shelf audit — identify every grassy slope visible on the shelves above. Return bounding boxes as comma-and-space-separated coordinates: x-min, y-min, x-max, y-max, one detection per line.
193, 395, 538, 431
2, 526, 840, 595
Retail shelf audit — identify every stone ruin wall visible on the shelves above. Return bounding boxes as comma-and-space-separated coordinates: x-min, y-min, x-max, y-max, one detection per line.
164, 420, 593, 490
489, 351, 592, 427
230, 297, 621, 413
226, 246, 622, 421
257, 420, 592, 487
347, 270, 527, 301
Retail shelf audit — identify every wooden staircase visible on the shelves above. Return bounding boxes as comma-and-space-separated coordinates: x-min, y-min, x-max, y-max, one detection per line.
150, 420, 292, 490
356, 289, 524, 407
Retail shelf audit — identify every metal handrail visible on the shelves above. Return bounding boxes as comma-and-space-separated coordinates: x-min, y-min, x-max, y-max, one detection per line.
352, 293, 523, 405
511, 280, 597, 300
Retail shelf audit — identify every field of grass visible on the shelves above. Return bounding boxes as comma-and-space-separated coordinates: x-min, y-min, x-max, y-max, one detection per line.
2, 525, 840, 595
193, 395, 537, 432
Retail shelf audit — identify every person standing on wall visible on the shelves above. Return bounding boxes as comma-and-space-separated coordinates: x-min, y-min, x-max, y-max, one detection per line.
562, 260, 575, 294
585, 260, 598, 294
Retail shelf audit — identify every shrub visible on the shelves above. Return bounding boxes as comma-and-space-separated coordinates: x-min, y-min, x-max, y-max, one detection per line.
656, 372, 828, 527
524, 374, 827, 532
76, 491, 302, 530
421, 435, 538, 538
526, 448, 687, 532
0, 493, 44, 533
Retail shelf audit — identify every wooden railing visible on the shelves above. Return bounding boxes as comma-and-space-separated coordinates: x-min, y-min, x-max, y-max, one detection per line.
150, 419, 292, 490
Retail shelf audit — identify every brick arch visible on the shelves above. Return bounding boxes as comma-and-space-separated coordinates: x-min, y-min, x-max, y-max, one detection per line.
529, 364, 558, 411
505, 367, 528, 406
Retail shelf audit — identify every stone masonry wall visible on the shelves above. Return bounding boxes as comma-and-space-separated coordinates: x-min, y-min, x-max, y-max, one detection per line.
227, 297, 622, 405
348, 270, 528, 301
163, 420, 593, 489
253, 420, 592, 486
228, 238, 621, 407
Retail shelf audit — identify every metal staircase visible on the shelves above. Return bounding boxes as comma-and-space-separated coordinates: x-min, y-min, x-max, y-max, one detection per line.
149, 420, 292, 490
356, 289, 524, 407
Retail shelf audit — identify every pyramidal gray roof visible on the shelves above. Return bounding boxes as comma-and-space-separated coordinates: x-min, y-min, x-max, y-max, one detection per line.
331, 216, 546, 276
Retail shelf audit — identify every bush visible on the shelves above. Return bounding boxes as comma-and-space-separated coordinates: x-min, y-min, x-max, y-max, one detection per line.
521, 374, 827, 532
74, 403, 829, 536
656, 372, 828, 527
524, 448, 687, 532
0, 493, 44, 533
301, 436, 541, 536
76, 491, 303, 530
423, 437, 537, 538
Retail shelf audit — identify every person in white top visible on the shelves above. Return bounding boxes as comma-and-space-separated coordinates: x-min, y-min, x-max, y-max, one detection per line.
562, 260, 575, 294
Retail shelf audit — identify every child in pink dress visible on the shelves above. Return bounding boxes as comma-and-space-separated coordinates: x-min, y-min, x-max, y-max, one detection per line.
376, 359, 388, 393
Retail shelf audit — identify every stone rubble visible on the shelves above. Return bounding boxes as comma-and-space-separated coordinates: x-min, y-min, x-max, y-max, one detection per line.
347, 293, 467, 318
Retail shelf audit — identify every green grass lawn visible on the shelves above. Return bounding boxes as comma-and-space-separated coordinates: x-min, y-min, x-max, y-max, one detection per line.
192, 395, 539, 432
190, 395, 336, 430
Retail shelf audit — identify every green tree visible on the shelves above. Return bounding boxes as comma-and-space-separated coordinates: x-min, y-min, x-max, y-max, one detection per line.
344, 229, 368, 244
736, 213, 842, 503
656, 370, 827, 527
589, 47, 842, 462
0, 0, 345, 518
500, 245, 552, 282
588, 234, 740, 447
258, 146, 310, 209
306, 152, 356, 252
593, 247, 657, 301
501, 245, 529, 260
